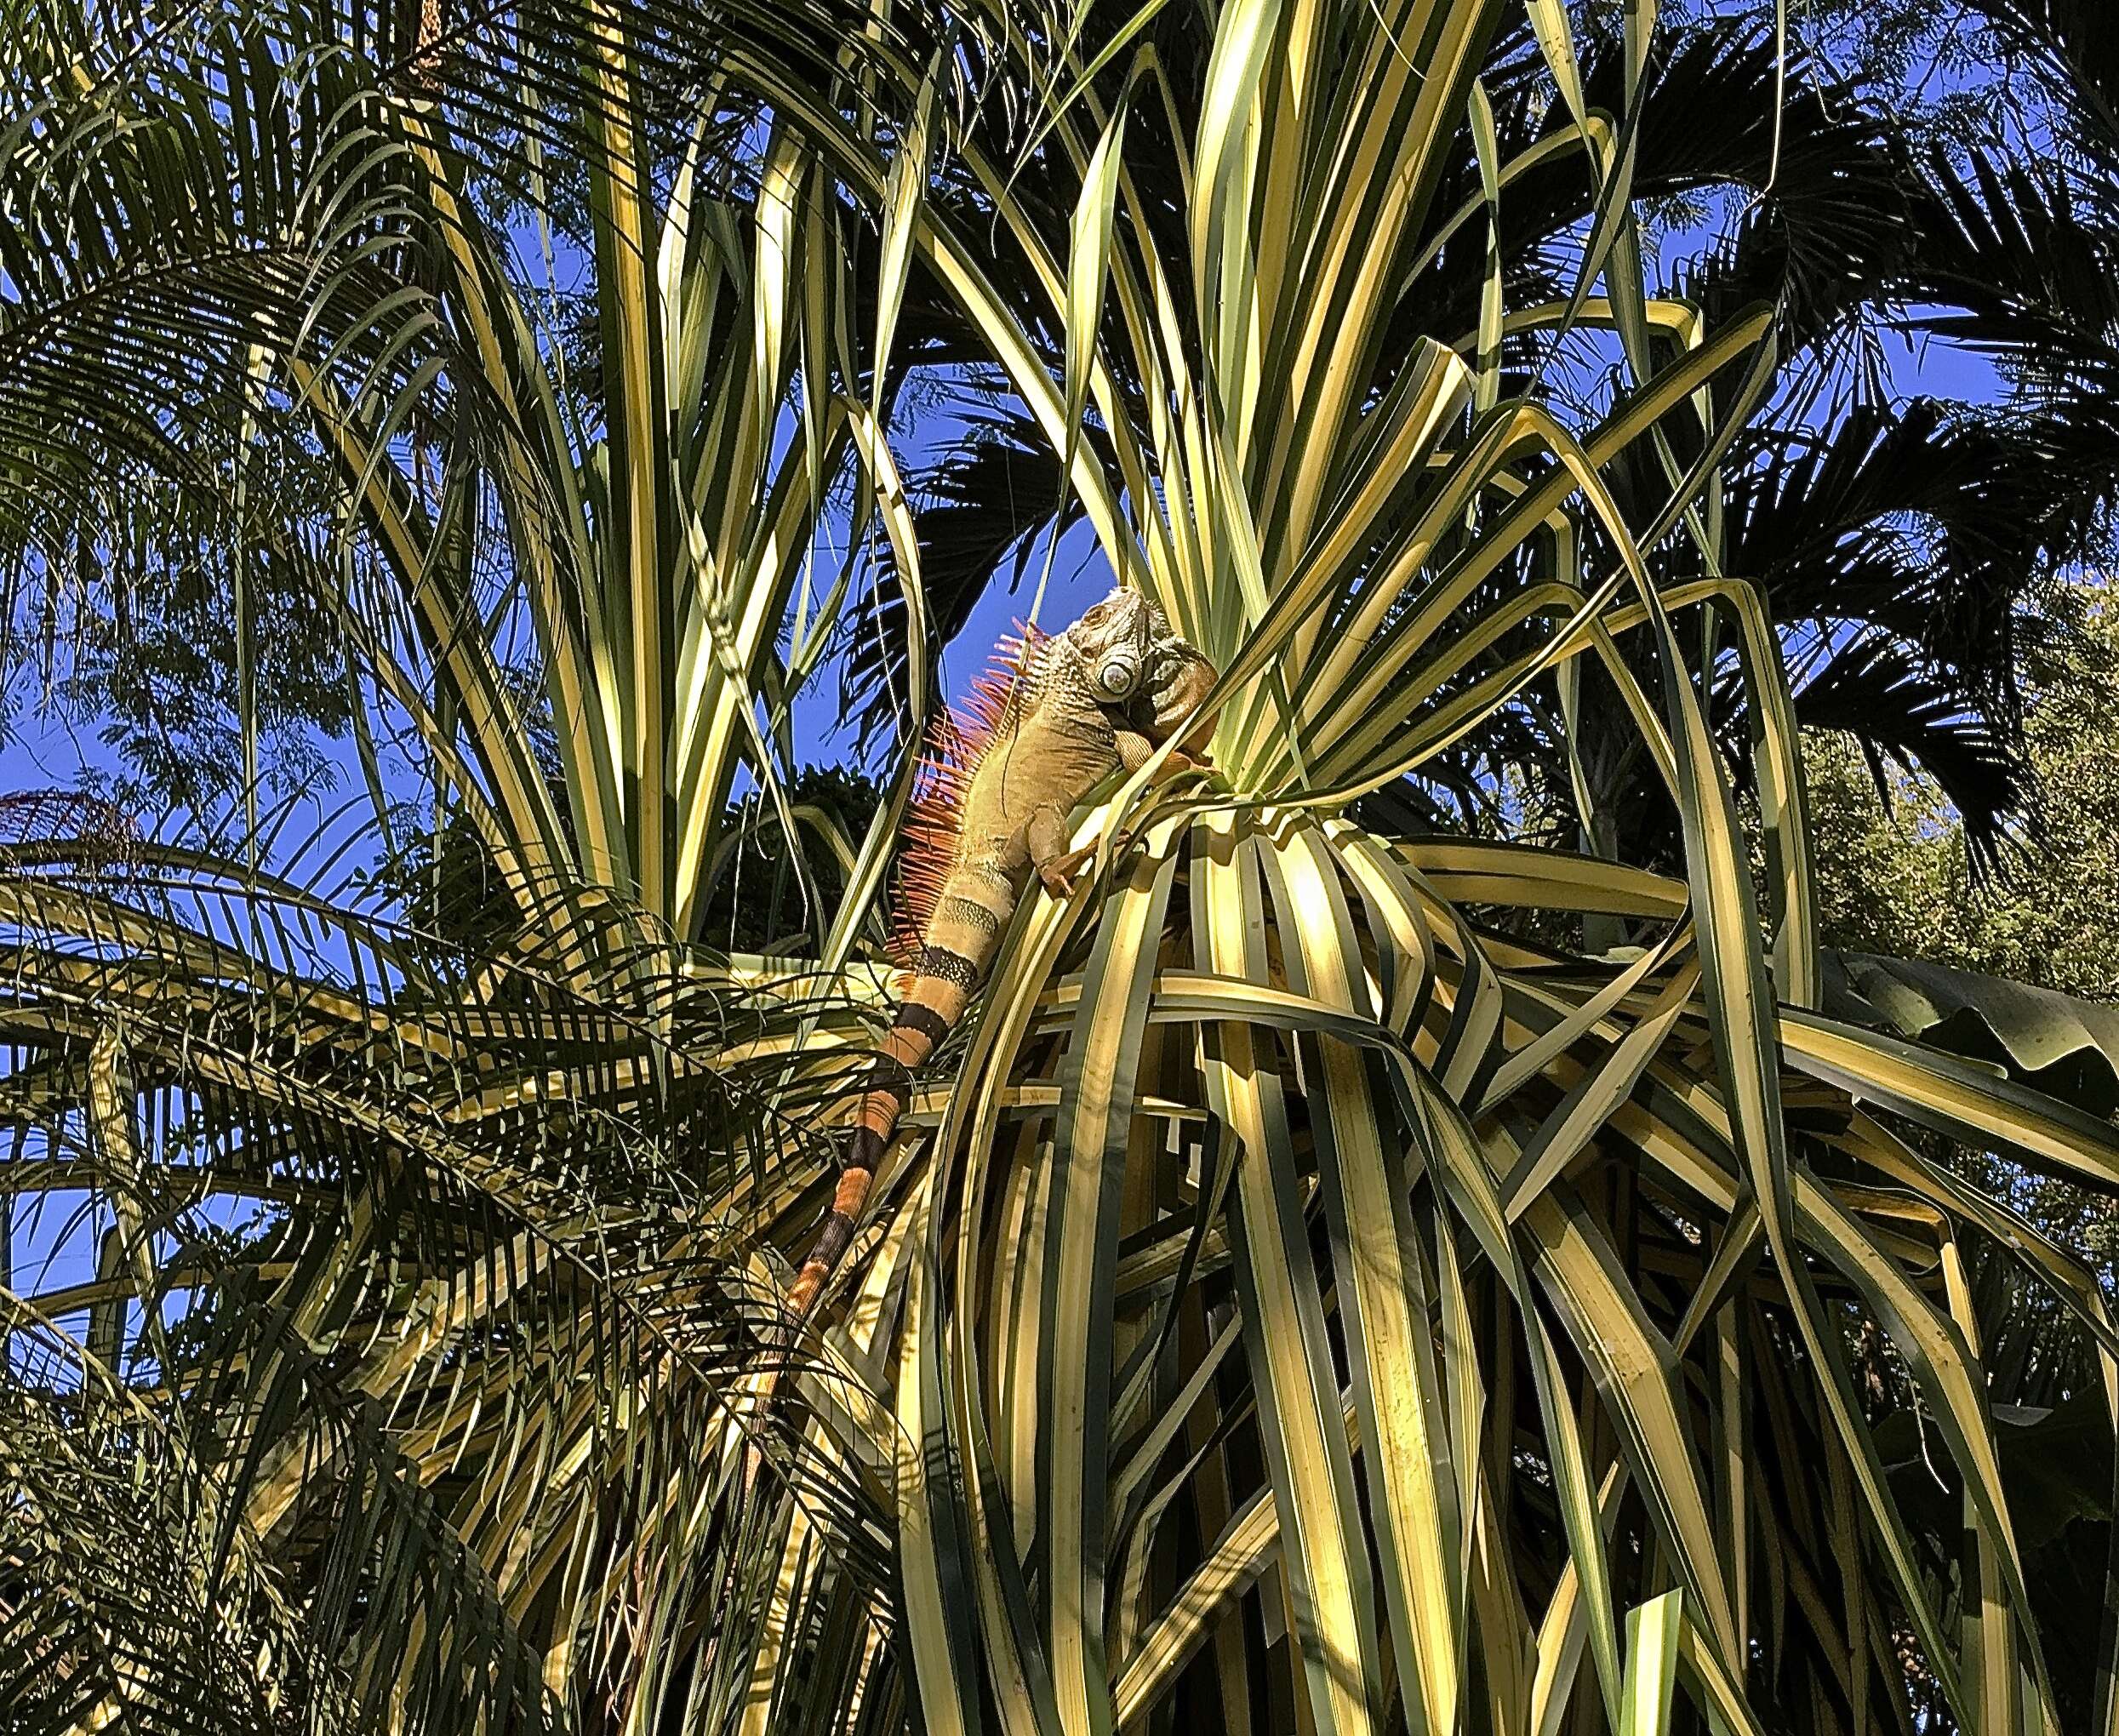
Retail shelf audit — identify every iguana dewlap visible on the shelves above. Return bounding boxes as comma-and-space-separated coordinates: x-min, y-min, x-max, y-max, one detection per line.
785, 587, 1217, 1316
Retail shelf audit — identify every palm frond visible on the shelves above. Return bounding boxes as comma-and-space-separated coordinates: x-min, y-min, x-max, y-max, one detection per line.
0, 810, 895, 1731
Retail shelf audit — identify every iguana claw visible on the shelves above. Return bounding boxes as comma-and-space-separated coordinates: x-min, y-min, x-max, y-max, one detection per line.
1038, 843, 1097, 899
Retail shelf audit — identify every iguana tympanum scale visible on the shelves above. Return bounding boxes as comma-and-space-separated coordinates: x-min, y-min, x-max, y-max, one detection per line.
785, 587, 1217, 1316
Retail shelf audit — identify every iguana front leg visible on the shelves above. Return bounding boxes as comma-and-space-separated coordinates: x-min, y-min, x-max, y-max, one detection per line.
1116, 727, 1210, 777
1027, 804, 1091, 899
1033, 733, 1214, 897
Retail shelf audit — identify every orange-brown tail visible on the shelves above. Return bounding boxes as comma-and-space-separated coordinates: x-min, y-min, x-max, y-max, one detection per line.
749, 949, 983, 1498
784, 948, 981, 1316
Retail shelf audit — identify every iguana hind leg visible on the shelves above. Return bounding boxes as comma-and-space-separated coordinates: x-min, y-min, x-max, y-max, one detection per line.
1029, 807, 1126, 898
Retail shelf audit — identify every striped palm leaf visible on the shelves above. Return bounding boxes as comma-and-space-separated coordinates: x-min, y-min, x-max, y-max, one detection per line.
725, 3, 2119, 1732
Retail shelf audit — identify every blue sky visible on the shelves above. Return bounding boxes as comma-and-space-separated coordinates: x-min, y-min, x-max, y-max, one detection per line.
0, 312, 2010, 802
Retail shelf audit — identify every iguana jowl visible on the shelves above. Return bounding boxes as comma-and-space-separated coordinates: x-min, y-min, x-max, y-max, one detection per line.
785, 587, 1217, 1316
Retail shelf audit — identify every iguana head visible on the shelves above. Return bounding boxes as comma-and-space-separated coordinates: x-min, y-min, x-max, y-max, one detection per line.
1064, 586, 1179, 702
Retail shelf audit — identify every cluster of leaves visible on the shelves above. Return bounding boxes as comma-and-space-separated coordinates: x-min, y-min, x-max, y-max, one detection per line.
1809, 593, 2119, 1008
1803, 581, 2119, 1267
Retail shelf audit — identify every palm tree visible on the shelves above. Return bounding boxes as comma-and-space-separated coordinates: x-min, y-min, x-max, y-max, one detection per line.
3, 0, 928, 1725
7, 2, 2119, 1733
861, 13, 2119, 861
0, 0, 951, 957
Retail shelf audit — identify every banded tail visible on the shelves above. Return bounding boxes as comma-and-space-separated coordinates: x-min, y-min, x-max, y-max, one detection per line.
784, 940, 991, 1314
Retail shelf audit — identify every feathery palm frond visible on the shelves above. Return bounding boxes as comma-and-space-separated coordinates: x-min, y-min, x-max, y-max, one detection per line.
0, 804, 905, 1731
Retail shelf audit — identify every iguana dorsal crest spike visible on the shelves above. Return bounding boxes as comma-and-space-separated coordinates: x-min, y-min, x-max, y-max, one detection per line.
888, 623, 1048, 964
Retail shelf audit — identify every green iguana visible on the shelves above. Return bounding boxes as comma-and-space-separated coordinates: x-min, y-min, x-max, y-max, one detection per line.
785, 586, 1217, 1316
